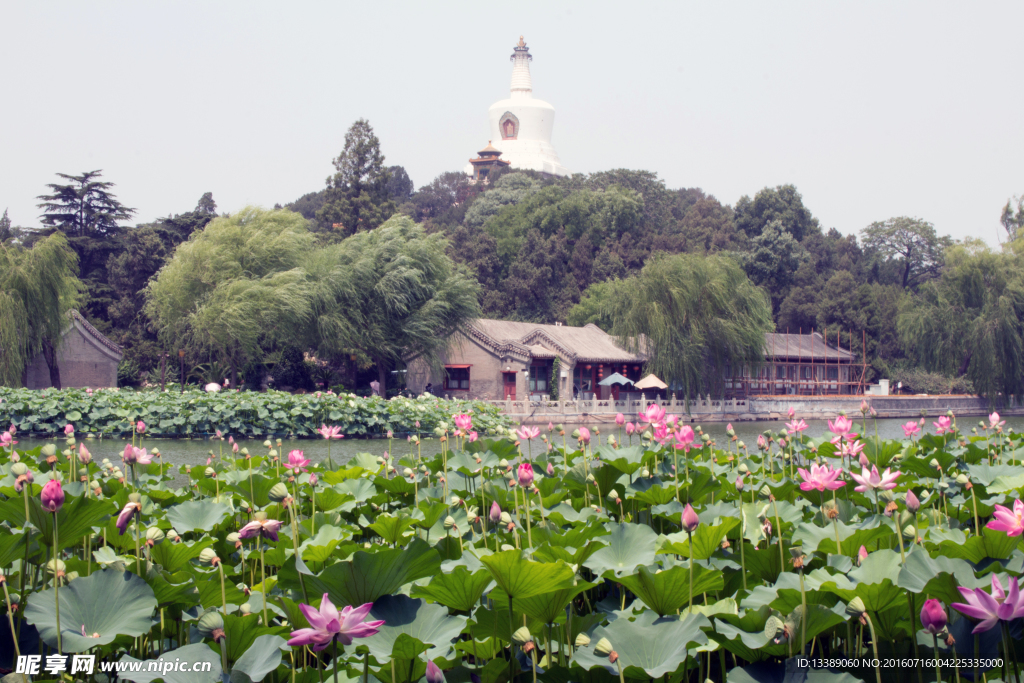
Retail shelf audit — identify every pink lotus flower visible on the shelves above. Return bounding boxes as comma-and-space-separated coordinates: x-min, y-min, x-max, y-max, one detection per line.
468, 431, 478, 442
516, 426, 540, 441
578, 427, 591, 444
757, 434, 768, 450
317, 425, 344, 440
673, 426, 695, 451
787, 407, 795, 418
546, 462, 554, 476
547, 422, 554, 431
921, 599, 947, 635
517, 463, 534, 488
615, 413, 625, 426
426, 660, 444, 683
850, 465, 900, 492
489, 501, 501, 522
989, 412, 1005, 430
0, 431, 14, 448
78, 443, 92, 464
232, 442, 239, 453
133, 448, 153, 465
858, 546, 868, 565
736, 475, 744, 491
933, 416, 952, 435
239, 518, 283, 543
639, 404, 665, 426
988, 499, 1024, 537
797, 464, 846, 492
136, 421, 146, 434
828, 415, 853, 441
952, 574, 1024, 633
286, 594, 384, 651
454, 414, 473, 431
905, 490, 921, 512
652, 423, 669, 445
308, 474, 318, 486
41, 479, 64, 512
64, 424, 74, 436
858, 451, 870, 469
901, 421, 920, 438
287, 450, 310, 472
785, 419, 809, 435
116, 501, 141, 535
625, 423, 635, 435
681, 504, 700, 533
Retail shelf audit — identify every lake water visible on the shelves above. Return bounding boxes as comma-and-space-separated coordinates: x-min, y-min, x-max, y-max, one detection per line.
12, 414, 1020, 470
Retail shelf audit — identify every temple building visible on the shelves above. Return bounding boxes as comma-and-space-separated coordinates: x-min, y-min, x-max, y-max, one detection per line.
24, 310, 123, 389
467, 141, 511, 183
466, 37, 570, 177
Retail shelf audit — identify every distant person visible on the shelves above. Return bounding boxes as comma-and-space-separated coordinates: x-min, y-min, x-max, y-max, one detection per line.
370, 380, 380, 396
572, 383, 580, 399
424, 382, 433, 396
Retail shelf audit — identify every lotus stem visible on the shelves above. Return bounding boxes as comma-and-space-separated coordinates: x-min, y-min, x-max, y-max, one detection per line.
738, 507, 748, 591
970, 485, 981, 537
2, 577, 18, 660
932, 633, 942, 683
135, 517, 142, 577
864, 612, 882, 683
614, 657, 625, 683
523, 488, 533, 549
798, 566, 807, 656
53, 514, 61, 654
220, 634, 229, 678
529, 644, 538, 683
686, 529, 694, 611
673, 449, 680, 503
260, 543, 269, 627
332, 638, 340, 683
217, 562, 228, 616
507, 594, 515, 683
288, 500, 309, 604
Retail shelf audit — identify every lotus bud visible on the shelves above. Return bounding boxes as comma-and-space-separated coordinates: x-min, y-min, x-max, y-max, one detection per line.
575, 633, 591, 647
199, 548, 219, 564
846, 597, 866, 617
197, 610, 225, 639
443, 516, 456, 530
905, 490, 920, 512
146, 527, 165, 545
500, 512, 512, 525
594, 637, 614, 656
512, 626, 532, 645
41, 444, 56, 457
268, 482, 290, 503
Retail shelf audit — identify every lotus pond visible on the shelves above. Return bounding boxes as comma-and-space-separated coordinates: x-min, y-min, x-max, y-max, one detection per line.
2, 408, 1024, 683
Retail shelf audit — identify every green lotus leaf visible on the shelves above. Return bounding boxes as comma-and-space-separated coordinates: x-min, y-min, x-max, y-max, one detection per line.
313, 487, 354, 512
790, 517, 891, 556
334, 478, 378, 503
898, 545, 989, 604
298, 525, 351, 564
165, 500, 231, 534
305, 537, 441, 606
932, 526, 1020, 562
572, 609, 709, 678
658, 518, 740, 560
674, 467, 721, 504
818, 549, 905, 612
413, 500, 449, 530
363, 594, 468, 662
369, 514, 417, 546
584, 523, 658, 577
151, 538, 215, 573
491, 580, 597, 624
726, 659, 865, 683
597, 445, 647, 476
230, 633, 287, 683
119, 643, 222, 683
546, 502, 599, 525
25, 568, 157, 652
619, 564, 724, 617
410, 565, 495, 612
479, 549, 575, 599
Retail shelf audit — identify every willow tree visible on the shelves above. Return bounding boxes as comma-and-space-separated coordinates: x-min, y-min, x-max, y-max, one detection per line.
0, 233, 82, 386
602, 252, 774, 401
307, 215, 481, 393
145, 207, 315, 387
898, 240, 1024, 398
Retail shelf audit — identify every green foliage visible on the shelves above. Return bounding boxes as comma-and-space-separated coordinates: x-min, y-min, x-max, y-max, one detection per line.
862, 216, 951, 289
887, 365, 974, 395
0, 231, 82, 386
734, 184, 819, 241
601, 252, 774, 400
117, 358, 141, 388
316, 119, 396, 236
0, 386, 511, 437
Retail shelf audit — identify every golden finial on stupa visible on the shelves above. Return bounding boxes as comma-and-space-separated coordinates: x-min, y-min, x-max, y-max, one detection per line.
518, 36, 525, 48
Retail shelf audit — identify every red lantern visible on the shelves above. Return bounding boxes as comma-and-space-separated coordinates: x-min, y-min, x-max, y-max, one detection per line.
585, 365, 591, 370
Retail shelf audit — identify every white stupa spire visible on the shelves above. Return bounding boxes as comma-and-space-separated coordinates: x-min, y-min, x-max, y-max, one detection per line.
510, 36, 533, 96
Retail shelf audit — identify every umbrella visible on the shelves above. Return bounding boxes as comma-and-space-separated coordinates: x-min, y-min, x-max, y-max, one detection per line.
598, 372, 634, 387
634, 374, 668, 390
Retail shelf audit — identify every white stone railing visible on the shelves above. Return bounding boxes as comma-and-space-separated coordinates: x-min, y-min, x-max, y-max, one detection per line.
450, 394, 749, 417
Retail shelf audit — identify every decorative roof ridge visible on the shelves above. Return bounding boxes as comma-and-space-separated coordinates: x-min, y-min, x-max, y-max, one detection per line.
518, 329, 576, 361
70, 310, 123, 355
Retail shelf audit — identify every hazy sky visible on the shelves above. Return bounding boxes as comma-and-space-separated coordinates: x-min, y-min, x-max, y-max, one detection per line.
2, 2, 1022, 245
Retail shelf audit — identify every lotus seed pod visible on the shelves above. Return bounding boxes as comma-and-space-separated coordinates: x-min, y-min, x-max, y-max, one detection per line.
763, 615, 785, 640
41, 444, 56, 457
937, 481, 949, 491
701, 433, 711, 443
929, 458, 940, 468
738, 463, 749, 474
263, 440, 272, 448
571, 429, 581, 440
642, 430, 652, 440
846, 597, 866, 617
111, 468, 124, 479
65, 438, 75, 447
512, 626, 532, 645
903, 525, 917, 539
240, 447, 249, 455
575, 633, 591, 647
443, 516, 456, 530
433, 428, 444, 437
253, 511, 268, 522
955, 474, 969, 485
439, 421, 449, 431
128, 492, 142, 504
420, 465, 429, 473
46, 559, 65, 576
199, 548, 219, 564
268, 449, 278, 457
146, 527, 165, 545
375, 457, 384, 465
607, 490, 619, 500
268, 482, 289, 502
641, 469, 650, 478
879, 490, 894, 502
404, 468, 413, 477
240, 603, 252, 615
205, 467, 216, 478
594, 637, 614, 656
197, 610, 225, 637
760, 485, 771, 498
500, 512, 512, 524
65, 571, 79, 582
450, 496, 461, 505
499, 459, 509, 468
226, 532, 240, 544
500, 544, 514, 551
586, 474, 595, 483
10, 463, 28, 476
737, 441, 746, 450
90, 480, 101, 490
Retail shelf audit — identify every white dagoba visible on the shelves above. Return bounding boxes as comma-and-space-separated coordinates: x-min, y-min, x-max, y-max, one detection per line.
468, 37, 570, 177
